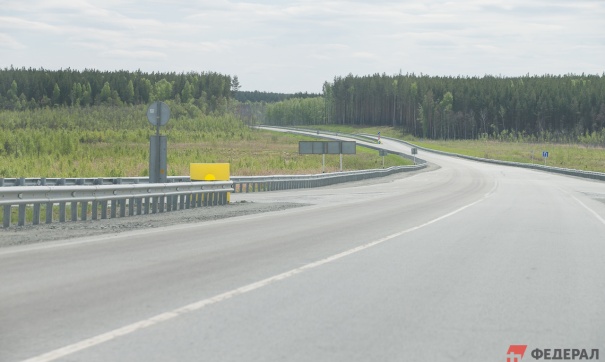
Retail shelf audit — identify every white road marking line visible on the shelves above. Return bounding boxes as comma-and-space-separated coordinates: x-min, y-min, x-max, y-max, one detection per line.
22, 183, 497, 362
569, 193, 605, 226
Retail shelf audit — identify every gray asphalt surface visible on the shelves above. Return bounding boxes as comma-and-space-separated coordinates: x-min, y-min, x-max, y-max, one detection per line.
1, 136, 605, 362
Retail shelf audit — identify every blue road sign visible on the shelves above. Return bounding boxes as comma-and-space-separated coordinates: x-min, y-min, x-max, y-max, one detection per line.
542, 151, 549, 158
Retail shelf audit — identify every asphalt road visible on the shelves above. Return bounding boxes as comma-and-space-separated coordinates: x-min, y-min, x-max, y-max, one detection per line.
1, 136, 605, 361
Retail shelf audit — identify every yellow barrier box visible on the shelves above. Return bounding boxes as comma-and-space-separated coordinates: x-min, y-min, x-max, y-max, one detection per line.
190, 163, 230, 181
190, 163, 230, 202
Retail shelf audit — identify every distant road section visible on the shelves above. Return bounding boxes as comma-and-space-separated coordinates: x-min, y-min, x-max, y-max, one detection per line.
1, 132, 605, 361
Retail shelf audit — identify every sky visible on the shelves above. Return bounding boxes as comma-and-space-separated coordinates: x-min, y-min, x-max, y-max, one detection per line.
1, 0, 604, 93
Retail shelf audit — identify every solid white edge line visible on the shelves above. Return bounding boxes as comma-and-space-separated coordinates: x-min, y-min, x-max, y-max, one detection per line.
569, 193, 605, 226
22, 182, 497, 362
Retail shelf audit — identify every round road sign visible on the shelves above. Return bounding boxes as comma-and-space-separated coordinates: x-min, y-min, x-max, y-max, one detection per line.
147, 101, 170, 127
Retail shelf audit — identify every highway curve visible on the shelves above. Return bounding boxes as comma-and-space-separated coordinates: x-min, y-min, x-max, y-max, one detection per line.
1, 134, 604, 361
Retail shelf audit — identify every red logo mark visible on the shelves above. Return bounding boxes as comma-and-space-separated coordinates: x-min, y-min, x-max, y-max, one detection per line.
507, 345, 528, 362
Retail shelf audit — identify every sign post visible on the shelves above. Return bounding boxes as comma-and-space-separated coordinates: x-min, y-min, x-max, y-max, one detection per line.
379, 149, 388, 168
147, 101, 171, 183
411, 147, 418, 164
299, 141, 356, 172
542, 151, 549, 166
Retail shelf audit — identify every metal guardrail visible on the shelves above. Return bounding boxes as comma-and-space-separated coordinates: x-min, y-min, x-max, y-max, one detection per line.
0, 163, 426, 228
376, 135, 605, 182
0, 176, 191, 187
1, 181, 232, 228
5, 127, 598, 229
256, 125, 427, 165
265, 126, 605, 181
231, 164, 426, 193
228, 130, 428, 192
256, 125, 377, 143
0, 129, 430, 228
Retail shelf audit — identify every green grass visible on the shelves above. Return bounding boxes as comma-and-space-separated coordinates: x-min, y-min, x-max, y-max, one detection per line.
411, 139, 605, 172
305, 125, 405, 140
299, 125, 605, 173
0, 120, 413, 225
0, 123, 411, 178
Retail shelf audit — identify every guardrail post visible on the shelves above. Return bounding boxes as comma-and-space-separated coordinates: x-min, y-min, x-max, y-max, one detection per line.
136, 197, 143, 215
17, 204, 25, 226
165, 196, 171, 212
45, 202, 53, 224
151, 197, 158, 214
129, 197, 135, 216
81, 202, 88, 221
91, 201, 98, 220
101, 201, 108, 219
71, 201, 78, 222
3, 205, 10, 228
120, 199, 126, 217
33, 203, 41, 225
59, 202, 66, 222
111, 200, 117, 218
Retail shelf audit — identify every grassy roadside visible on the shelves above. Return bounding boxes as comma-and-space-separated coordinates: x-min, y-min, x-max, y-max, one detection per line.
300, 125, 605, 173
0, 126, 414, 225
0, 128, 411, 178
411, 139, 605, 172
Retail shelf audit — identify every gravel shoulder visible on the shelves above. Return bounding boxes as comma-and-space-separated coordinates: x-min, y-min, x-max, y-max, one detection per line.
0, 202, 305, 248
0, 164, 438, 248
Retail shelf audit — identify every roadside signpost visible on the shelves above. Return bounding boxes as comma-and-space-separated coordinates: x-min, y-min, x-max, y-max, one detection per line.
379, 149, 388, 168
411, 147, 418, 164
147, 101, 170, 183
542, 151, 549, 165
299, 141, 356, 172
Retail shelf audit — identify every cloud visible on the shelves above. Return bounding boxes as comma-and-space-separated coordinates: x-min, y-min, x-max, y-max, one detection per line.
102, 49, 168, 60
0, 33, 26, 50
352, 52, 378, 60
1, 0, 603, 92
0, 16, 60, 32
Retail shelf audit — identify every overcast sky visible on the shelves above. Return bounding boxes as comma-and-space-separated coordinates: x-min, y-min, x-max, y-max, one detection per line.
1, 0, 604, 93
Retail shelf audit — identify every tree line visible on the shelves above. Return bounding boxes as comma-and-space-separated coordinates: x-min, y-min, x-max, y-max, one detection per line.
265, 73, 605, 143
235, 90, 319, 103
3, 67, 605, 144
0, 67, 235, 114
325, 73, 605, 142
